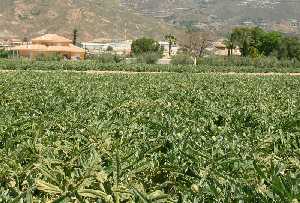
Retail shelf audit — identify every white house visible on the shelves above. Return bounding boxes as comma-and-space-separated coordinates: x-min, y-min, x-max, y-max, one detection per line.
159, 41, 179, 57
81, 40, 132, 55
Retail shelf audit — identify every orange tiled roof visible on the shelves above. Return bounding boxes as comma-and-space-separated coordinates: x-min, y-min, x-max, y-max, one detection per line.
32, 34, 72, 43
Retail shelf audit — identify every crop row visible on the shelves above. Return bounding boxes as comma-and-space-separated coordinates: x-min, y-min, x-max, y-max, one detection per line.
1, 59, 300, 73
0, 72, 299, 202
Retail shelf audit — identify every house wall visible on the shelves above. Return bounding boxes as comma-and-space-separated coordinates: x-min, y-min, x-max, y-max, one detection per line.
18, 50, 84, 60
70, 52, 85, 60
18, 50, 31, 58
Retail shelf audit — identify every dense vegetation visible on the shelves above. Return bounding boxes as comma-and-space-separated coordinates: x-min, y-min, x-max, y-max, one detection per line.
35, 53, 63, 61
171, 54, 194, 65
1, 58, 300, 73
227, 27, 300, 60
0, 49, 13, 59
86, 53, 124, 64
131, 38, 164, 64
0, 72, 299, 202
131, 38, 163, 55
136, 52, 161, 64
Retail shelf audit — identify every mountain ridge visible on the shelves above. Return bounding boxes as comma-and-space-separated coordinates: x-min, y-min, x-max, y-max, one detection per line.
0, 0, 299, 41
0, 0, 180, 41
121, 0, 300, 34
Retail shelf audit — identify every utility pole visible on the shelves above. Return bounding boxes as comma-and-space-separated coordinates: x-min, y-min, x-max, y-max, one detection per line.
73, 8, 83, 44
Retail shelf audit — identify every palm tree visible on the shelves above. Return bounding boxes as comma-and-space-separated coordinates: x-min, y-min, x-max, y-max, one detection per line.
231, 28, 253, 57
164, 34, 176, 57
73, 28, 78, 45
224, 33, 236, 56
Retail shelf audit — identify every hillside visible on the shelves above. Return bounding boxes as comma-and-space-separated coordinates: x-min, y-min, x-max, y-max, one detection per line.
121, 0, 300, 34
0, 0, 180, 41
0, 0, 299, 41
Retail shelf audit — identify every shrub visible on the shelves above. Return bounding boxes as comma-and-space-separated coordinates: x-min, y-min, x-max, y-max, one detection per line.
89, 53, 123, 63
196, 56, 298, 68
0, 49, 13, 59
106, 46, 114, 52
131, 37, 163, 56
35, 53, 63, 61
171, 54, 194, 65
1, 57, 300, 73
137, 52, 160, 64
249, 47, 260, 58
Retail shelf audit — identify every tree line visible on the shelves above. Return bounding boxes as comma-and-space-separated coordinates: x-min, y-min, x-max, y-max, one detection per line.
1, 27, 300, 64
226, 27, 300, 60
129, 27, 300, 65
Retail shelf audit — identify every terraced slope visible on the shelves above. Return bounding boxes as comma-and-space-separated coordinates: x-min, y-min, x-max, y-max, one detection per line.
1, 0, 299, 41
121, 0, 300, 33
0, 0, 179, 41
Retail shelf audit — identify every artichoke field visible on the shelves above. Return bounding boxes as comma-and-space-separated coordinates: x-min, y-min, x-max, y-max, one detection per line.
0, 72, 299, 202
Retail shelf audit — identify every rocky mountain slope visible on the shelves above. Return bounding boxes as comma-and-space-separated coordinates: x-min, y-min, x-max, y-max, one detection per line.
0, 0, 299, 41
0, 0, 179, 41
121, 0, 300, 34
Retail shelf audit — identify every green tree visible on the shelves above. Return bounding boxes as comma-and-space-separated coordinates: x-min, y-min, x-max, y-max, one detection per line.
230, 27, 287, 58
257, 31, 282, 56
131, 37, 163, 56
164, 34, 176, 56
278, 36, 300, 60
231, 27, 253, 57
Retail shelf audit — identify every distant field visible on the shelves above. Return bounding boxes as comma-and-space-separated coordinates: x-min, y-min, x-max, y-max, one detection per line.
1, 59, 300, 73
0, 72, 299, 202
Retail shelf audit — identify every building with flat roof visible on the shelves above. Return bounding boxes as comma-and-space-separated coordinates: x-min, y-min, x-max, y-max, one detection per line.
159, 41, 179, 57
81, 40, 132, 55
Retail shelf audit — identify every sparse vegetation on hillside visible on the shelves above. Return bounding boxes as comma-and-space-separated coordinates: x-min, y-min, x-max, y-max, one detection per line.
0, 0, 179, 40
121, 0, 300, 34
